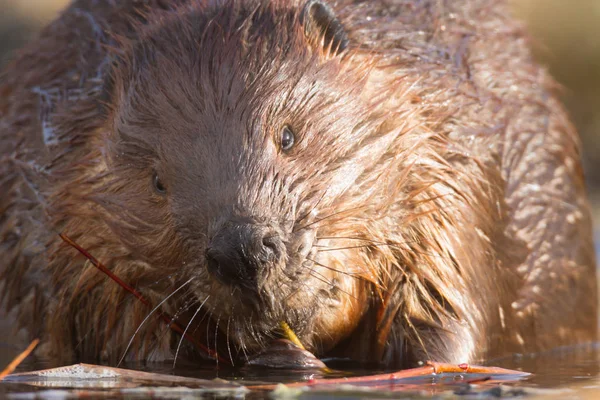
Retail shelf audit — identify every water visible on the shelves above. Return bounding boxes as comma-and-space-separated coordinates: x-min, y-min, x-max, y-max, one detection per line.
1, 345, 598, 399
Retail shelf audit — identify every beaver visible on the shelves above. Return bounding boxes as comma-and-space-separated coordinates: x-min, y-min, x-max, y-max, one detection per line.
0, 0, 597, 368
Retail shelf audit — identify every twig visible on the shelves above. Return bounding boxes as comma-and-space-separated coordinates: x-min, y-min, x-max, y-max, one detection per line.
0, 339, 39, 381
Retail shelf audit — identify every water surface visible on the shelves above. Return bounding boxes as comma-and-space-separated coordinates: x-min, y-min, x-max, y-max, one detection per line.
1, 344, 598, 399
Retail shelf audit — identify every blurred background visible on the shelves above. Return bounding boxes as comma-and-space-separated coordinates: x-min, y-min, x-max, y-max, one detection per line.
1, 0, 600, 226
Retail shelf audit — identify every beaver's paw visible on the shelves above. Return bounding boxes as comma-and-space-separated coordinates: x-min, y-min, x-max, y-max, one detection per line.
245, 339, 326, 370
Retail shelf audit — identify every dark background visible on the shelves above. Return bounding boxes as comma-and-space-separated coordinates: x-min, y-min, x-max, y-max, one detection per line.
2, 0, 600, 225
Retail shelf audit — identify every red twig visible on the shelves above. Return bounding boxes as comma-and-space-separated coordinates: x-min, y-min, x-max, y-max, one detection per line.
59, 233, 228, 365
248, 361, 530, 391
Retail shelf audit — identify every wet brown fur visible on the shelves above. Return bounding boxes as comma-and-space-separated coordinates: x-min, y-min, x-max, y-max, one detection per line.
0, 0, 597, 367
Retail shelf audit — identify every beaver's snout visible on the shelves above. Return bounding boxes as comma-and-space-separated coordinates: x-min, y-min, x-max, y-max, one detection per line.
205, 222, 316, 290
205, 223, 283, 287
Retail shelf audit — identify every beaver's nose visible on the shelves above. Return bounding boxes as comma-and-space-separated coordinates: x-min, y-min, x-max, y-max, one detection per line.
205, 223, 283, 288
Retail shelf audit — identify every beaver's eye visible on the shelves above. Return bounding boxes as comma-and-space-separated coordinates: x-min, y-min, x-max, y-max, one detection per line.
152, 172, 167, 195
280, 126, 295, 152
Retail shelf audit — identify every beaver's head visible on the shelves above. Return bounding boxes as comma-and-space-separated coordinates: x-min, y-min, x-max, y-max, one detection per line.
97, 0, 415, 360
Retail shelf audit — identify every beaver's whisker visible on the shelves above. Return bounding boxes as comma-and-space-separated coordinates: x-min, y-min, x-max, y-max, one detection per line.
294, 204, 369, 231
283, 278, 311, 303
304, 263, 334, 287
79, 283, 164, 357
173, 294, 210, 368
294, 191, 328, 230
305, 257, 363, 279
317, 236, 419, 246
205, 310, 213, 364
302, 264, 341, 293
307, 270, 358, 301
226, 315, 234, 366
316, 242, 443, 259
214, 312, 222, 368
146, 271, 183, 288
188, 299, 214, 338
239, 319, 249, 363
149, 292, 196, 361
247, 313, 263, 349
316, 244, 379, 252
117, 277, 194, 367
286, 259, 341, 303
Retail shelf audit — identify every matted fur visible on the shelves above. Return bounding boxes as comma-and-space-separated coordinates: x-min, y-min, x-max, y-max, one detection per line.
0, 0, 596, 368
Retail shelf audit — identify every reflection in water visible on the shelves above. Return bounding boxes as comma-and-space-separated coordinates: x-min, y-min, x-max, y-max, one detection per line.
2, 345, 598, 398
492, 344, 599, 388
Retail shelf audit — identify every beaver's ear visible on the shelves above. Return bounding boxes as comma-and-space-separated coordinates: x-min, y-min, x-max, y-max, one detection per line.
300, 0, 349, 57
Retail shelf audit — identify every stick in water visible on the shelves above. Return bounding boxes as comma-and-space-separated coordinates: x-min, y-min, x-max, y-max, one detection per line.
0, 339, 39, 381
